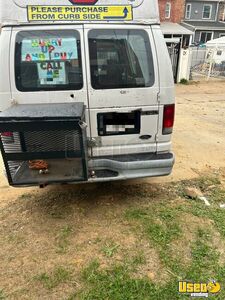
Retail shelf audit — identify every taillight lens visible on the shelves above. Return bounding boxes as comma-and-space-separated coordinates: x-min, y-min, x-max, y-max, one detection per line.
163, 104, 175, 135
1, 132, 13, 137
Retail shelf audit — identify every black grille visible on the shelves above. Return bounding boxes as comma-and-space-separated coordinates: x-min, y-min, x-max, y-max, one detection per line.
24, 130, 81, 152
0, 103, 88, 186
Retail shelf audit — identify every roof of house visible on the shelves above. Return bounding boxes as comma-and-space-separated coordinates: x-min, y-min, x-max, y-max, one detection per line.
161, 22, 193, 35
182, 21, 225, 31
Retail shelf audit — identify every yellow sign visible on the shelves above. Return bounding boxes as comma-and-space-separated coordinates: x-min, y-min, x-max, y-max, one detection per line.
178, 280, 221, 297
27, 5, 133, 22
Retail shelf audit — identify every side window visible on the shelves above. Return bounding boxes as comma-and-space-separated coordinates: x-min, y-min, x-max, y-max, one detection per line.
165, 2, 171, 19
202, 5, 212, 19
185, 4, 191, 19
199, 32, 212, 43
88, 29, 154, 90
15, 30, 83, 92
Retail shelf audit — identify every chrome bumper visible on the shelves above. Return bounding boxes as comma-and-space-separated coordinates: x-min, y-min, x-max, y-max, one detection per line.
88, 152, 175, 182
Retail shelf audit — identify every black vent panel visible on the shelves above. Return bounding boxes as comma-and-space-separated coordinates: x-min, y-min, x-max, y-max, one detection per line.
0, 103, 87, 186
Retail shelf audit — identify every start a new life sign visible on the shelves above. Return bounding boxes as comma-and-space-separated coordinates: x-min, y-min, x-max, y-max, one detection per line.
27, 5, 133, 21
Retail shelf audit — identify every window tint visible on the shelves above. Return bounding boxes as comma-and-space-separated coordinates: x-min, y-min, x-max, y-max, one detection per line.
88, 29, 154, 90
15, 30, 83, 91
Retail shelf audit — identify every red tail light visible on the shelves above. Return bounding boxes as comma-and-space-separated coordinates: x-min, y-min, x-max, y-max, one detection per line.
1, 132, 13, 137
163, 104, 175, 135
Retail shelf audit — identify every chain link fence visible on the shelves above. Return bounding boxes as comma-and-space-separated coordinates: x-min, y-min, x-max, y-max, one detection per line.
190, 46, 225, 81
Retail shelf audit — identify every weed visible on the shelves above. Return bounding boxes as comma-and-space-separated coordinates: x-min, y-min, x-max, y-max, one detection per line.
55, 225, 72, 254
34, 266, 72, 289
184, 228, 220, 282
93, 237, 102, 244
176, 175, 221, 199
0, 290, 5, 300
210, 186, 225, 204
102, 242, 120, 258
18, 193, 33, 200
80, 261, 188, 300
132, 252, 146, 266
82, 259, 100, 283
125, 208, 149, 220
125, 206, 181, 250
180, 78, 189, 85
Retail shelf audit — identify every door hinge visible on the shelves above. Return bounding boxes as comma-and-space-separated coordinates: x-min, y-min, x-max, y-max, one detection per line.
157, 93, 160, 103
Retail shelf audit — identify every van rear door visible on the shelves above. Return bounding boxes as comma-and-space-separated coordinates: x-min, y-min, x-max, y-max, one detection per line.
84, 24, 160, 157
10, 25, 88, 108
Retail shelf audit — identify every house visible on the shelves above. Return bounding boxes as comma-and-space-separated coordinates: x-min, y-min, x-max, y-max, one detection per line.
158, 0, 193, 81
182, 0, 225, 44
159, 0, 193, 47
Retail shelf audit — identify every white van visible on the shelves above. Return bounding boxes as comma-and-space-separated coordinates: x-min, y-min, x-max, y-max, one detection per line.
0, 0, 175, 186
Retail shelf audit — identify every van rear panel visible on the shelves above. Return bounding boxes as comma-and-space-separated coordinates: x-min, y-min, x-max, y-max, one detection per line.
0, 0, 175, 186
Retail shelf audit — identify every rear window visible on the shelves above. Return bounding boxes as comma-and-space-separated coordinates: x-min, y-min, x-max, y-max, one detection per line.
15, 30, 83, 92
88, 29, 154, 90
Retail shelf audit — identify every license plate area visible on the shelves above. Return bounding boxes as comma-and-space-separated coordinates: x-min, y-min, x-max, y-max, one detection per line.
97, 110, 140, 136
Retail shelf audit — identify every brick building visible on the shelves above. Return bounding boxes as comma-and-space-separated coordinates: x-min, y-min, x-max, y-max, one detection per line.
158, 0, 193, 81
158, 0, 185, 22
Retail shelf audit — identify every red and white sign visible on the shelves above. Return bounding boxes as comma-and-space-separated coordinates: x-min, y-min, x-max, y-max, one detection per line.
69, 0, 98, 4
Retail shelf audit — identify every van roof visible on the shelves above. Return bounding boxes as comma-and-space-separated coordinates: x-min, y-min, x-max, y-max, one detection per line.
0, 0, 159, 26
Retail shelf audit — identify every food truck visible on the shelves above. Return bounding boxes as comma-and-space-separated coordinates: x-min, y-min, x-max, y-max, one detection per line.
0, 0, 175, 186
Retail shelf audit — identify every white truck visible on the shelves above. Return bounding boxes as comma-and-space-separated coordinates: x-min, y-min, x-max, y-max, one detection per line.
0, 0, 175, 187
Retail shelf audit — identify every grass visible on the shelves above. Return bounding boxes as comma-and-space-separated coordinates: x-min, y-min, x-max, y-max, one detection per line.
185, 228, 219, 279
102, 241, 120, 258
55, 225, 72, 254
177, 197, 225, 238
78, 260, 190, 300
73, 175, 225, 300
18, 193, 34, 200
81, 261, 158, 300
34, 266, 72, 290
179, 78, 189, 85
125, 205, 182, 249
0, 290, 5, 300
177, 175, 221, 198
125, 205, 182, 274
132, 252, 147, 266
3, 174, 225, 300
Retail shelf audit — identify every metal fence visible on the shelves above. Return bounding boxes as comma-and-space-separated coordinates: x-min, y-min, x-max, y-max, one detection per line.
190, 46, 225, 81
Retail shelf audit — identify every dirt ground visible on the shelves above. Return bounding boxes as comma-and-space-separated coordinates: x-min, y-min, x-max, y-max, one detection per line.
169, 81, 225, 181
0, 81, 225, 299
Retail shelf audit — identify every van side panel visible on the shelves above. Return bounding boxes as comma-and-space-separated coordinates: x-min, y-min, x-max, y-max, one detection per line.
151, 25, 174, 105
0, 28, 12, 111
151, 25, 175, 153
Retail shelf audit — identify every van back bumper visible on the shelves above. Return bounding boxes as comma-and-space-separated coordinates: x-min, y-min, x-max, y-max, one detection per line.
88, 152, 175, 182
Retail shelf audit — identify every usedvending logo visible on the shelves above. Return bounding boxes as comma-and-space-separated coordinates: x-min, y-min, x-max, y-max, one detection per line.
178, 280, 221, 298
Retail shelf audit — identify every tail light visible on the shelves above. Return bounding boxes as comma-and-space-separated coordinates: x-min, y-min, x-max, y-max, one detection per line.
163, 104, 175, 135
1, 132, 13, 137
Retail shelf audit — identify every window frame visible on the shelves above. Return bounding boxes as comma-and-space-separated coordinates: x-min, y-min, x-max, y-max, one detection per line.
202, 4, 212, 19
88, 29, 155, 90
165, 2, 171, 19
185, 3, 192, 19
15, 30, 83, 92
199, 31, 213, 43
